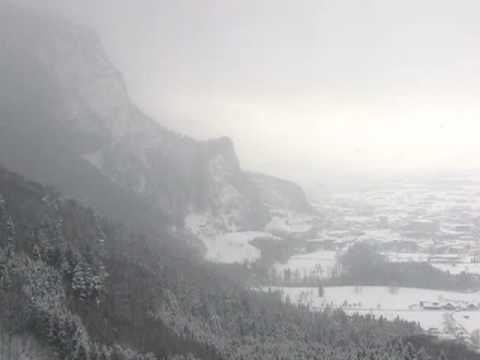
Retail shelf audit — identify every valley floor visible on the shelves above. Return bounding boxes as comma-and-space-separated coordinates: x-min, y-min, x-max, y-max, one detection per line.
261, 285, 480, 348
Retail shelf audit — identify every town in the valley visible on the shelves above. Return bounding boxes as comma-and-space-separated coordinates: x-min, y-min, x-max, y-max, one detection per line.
246, 176, 480, 351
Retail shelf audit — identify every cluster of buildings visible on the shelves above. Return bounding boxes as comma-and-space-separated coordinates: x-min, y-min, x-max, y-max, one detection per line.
417, 301, 480, 311
312, 182, 480, 276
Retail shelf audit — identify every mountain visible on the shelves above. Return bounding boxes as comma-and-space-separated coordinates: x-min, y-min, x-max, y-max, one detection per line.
0, 3, 275, 249
2, 164, 471, 360
248, 173, 313, 214
1, 5, 479, 360
0, 165, 224, 360
247, 173, 318, 240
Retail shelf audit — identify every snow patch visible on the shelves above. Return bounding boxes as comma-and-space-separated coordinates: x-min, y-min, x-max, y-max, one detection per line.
262, 286, 480, 336
274, 250, 339, 279
185, 213, 279, 264
266, 210, 314, 238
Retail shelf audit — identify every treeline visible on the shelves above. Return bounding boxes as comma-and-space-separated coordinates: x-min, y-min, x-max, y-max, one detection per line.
0, 168, 215, 360
1, 167, 478, 360
330, 242, 480, 291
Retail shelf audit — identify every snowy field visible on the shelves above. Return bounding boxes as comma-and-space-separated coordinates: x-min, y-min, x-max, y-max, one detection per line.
431, 263, 480, 275
266, 210, 314, 236
453, 311, 480, 333
274, 246, 480, 282
381, 252, 480, 276
274, 250, 338, 279
344, 309, 446, 330
381, 252, 431, 263
262, 286, 480, 336
185, 212, 281, 264
267, 286, 480, 310
203, 231, 280, 264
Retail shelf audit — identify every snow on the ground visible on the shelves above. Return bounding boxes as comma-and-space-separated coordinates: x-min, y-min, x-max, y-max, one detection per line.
261, 286, 480, 335
266, 210, 314, 237
343, 215, 371, 223
185, 212, 280, 264
431, 263, 480, 275
203, 231, 280, 264
453, 311, 480, 333
357, 229, 404, 243
348, 309, 480, 337
380, 251, 480, 275
381, 252, 431, 263
185, 208, 317, 265
274, 250, 338, 279
268, 286, 480, 310
344, 309, 446, 330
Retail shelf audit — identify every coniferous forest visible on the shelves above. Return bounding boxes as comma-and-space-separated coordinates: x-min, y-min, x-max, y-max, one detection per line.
0, 168, 478, 360
1, 2, 480, 360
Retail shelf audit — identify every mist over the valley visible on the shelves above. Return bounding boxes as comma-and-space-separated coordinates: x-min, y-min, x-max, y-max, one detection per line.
13, 0, 480, 185
1, 1, 480, 360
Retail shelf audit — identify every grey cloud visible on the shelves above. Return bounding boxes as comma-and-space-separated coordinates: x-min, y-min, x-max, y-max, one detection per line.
12, 0, 480, 183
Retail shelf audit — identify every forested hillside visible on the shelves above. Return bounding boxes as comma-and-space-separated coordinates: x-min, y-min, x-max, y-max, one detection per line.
1, 3, 480, 360
3, 167, 478, 359
0, 2, 271, 238
332, 242, 480, 291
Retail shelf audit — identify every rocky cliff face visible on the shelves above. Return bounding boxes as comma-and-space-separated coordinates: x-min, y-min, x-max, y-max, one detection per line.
248, 173, 313, 214
0, 4, 270, 237
248, 173, 317, 240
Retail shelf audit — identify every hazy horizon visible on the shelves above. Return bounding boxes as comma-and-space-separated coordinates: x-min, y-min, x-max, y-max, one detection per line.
16, 0, 480, 185
2, 4, 480, 357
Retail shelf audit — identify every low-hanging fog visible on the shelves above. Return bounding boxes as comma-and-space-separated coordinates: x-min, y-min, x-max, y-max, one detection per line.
16, 0, 480, 184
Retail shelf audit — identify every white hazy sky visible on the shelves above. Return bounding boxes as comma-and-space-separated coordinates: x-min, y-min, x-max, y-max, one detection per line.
21, 0, 480, 183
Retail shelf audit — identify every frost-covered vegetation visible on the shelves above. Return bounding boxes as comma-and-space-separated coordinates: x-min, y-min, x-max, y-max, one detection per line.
1, 3, 480, 359
267, 285, 480, 337
2, 168, 478, 359
331, 243, 480, 291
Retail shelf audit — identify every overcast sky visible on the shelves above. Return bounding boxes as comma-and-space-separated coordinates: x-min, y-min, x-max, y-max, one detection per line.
20, 0, 480, 183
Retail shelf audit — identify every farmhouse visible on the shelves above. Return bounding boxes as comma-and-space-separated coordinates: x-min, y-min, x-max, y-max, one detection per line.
443, 303, 456, 311
420, 301, 443, 310
465, 303, 478, 311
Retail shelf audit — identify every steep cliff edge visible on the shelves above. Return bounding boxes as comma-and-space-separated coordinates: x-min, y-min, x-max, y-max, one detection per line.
0, 4, 270, 237
248, 173, 317, 239
0, 4, 320, 261
248, 173, 313, 214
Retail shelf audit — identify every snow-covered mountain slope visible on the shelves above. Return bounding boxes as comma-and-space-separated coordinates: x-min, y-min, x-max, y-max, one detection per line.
0, 5, 270, 232
264, 210, 317, 240
249, 173, 318, 240
248, 173, 313, 214
0, 4, 316, 259
185, 213, 282, 264
185, 172, 319, 262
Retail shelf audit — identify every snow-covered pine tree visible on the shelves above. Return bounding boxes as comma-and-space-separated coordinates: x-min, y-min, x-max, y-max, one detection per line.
0, 194, 15, 254
72, 258, 94, 301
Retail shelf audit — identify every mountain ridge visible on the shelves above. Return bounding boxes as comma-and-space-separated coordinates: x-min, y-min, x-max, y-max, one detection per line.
0, 3, 310, 251
1, 163, 459, 360
1, 4, 478, 360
